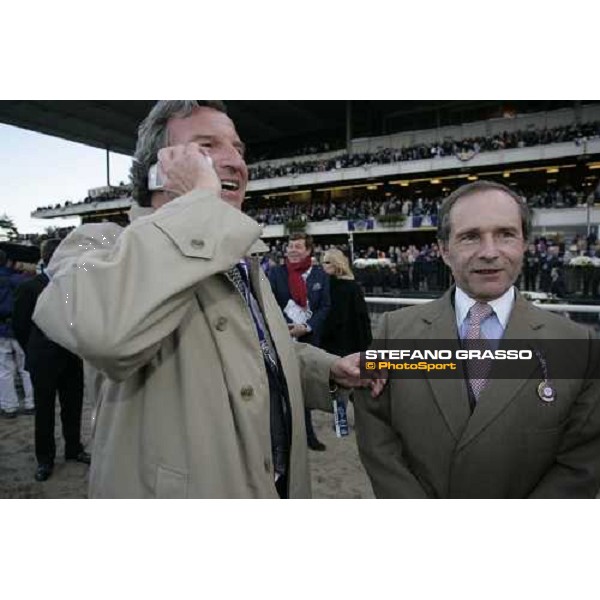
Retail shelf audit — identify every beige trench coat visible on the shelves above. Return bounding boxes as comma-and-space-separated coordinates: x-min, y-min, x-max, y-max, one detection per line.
33, 190, 336, 498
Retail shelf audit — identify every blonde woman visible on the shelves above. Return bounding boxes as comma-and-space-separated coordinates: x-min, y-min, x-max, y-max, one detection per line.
321, 248, 372, 357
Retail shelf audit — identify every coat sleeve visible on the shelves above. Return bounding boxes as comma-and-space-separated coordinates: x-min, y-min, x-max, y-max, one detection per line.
353, 311, 429, 498
33, 190, 263, 382
293, 341, 338, 412
528, 332, 600, 498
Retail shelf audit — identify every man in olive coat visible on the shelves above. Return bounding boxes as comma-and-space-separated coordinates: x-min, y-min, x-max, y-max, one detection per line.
355, 181, 600, 498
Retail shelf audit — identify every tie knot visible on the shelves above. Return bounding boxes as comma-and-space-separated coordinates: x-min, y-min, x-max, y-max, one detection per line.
469, 302, 493, 324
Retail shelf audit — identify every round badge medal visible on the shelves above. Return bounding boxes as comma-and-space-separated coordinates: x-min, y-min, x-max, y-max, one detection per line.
537, 381, 556, 403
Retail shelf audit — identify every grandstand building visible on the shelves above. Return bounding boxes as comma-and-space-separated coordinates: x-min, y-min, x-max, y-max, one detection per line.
1, 99, 598, 327
26, 101, 600, 258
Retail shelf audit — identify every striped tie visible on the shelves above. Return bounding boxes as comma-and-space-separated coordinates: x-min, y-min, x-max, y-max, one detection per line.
226, 265, 278, 371
465, 302, 494, 401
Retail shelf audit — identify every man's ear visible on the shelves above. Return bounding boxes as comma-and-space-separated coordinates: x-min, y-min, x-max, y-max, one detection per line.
438, 239, 451, 267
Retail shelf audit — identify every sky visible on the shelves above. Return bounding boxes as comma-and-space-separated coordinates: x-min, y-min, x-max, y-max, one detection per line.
0, 123, 133, 234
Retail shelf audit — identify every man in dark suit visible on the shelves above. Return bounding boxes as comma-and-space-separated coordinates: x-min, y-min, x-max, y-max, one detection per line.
12, 239, 90, 482
269, 233, 331, 451
355, 180, 600, 498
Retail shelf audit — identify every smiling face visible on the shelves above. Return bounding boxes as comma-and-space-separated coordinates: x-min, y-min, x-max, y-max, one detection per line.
440, 190, 527, 301
166, 106, 248, 210
286, 238, 311, 263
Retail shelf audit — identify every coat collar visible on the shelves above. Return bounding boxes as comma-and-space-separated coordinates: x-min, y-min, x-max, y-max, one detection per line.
420, 287, 546, 446
247, 238, 269, 255
128, 203, 155, 222
128, 203, 269, 256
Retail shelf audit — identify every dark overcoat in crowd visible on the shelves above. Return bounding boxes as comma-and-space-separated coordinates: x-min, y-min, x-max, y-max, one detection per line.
321, 277, 372, 357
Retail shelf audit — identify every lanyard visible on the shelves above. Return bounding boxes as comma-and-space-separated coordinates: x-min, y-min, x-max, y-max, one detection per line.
236, 262, 278, 371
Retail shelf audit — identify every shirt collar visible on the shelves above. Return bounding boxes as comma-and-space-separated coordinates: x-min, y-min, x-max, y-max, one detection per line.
455, 285, 515, 331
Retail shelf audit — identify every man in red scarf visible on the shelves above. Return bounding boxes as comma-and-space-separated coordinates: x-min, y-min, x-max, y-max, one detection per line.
269, 234, 331, 451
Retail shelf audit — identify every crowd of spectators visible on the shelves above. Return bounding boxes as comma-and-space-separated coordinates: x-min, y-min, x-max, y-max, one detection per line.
34, 120, 600, 214
528, 185, 598, 208
353, 244, 450, 295
248, 121, 600, 181
35, 183, 131, 212
9, 231, 600, 299
36, 179, 598, 222
15, 226, 76, 248
262, 234, 600, 299
349, 236, 600, 297
250, 140, 339, 163
244, 183, 598, 227
245, 195, 441, 226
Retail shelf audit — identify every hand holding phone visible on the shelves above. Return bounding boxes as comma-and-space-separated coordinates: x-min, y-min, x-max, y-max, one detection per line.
148, 144, 217, 197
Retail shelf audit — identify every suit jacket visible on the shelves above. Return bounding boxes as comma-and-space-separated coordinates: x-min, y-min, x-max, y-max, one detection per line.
12, 274, 47, 359
33, 190, 336, 498
0, 266, 27, 338
13, 273, 82, 374
268, 264, 331, 347
355, 288, 600, 498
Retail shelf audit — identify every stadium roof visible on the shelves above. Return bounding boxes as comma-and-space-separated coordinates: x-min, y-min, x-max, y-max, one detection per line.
0, 100, 584, 159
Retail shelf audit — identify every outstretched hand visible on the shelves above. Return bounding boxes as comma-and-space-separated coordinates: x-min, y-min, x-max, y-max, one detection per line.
330, 352, 387, 398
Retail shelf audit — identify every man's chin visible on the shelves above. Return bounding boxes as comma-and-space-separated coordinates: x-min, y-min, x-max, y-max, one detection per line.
220, 192, 243, 211
471, 283, 511, 301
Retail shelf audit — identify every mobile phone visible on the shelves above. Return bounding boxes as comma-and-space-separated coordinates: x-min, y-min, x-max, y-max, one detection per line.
148, 163, 164, 191
148, 155, 213, 191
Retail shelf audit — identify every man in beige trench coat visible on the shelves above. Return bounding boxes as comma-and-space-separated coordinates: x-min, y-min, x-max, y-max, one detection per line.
33, 101, 380, 498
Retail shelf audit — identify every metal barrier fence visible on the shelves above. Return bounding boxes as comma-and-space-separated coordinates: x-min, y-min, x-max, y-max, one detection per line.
365, 296, 600, 334
355, 264, 600, 296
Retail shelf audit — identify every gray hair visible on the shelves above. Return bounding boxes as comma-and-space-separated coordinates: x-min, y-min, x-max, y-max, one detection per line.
130, 100, 227, 207
437, 180, 531, 245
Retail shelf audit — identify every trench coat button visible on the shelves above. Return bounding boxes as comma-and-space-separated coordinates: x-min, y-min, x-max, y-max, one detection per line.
215, 316, 227, 331
190, 238, 205, 249
240, 385, 254, 400
263, 458, 271, 474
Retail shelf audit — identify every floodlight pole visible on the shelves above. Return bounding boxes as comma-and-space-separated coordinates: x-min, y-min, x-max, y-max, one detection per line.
346, 100, 352, 154
587, 194, 592, 237
106, 147, 111, 186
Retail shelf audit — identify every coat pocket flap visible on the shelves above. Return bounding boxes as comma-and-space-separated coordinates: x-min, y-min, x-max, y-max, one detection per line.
154, 221, 215, 259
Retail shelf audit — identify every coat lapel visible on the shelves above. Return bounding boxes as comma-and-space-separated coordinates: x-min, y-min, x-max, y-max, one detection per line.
246, 253, 269, 312
419, 288, 472, 441
456, 292, 545, 451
